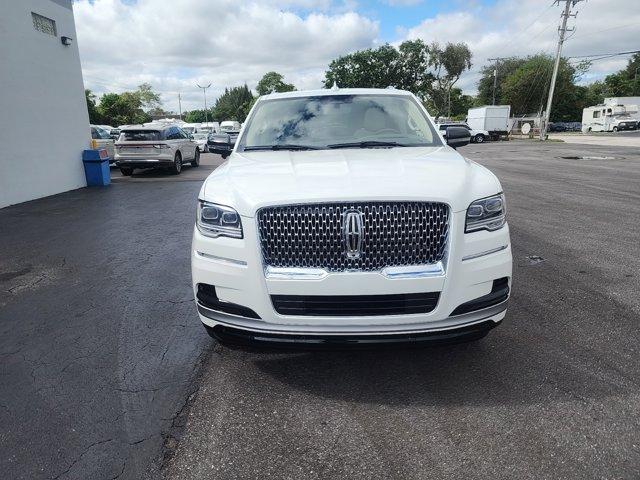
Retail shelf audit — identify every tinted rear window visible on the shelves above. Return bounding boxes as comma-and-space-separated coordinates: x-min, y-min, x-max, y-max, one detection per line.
119, 130, 161, 141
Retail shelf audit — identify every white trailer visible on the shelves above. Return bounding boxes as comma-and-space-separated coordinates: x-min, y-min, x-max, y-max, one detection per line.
467, 106, 511, 140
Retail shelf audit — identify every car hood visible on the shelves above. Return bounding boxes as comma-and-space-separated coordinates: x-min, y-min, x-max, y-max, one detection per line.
201, 146, 502, 216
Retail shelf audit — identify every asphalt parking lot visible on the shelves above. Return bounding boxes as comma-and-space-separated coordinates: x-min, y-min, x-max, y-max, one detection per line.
1, 143, 639, 479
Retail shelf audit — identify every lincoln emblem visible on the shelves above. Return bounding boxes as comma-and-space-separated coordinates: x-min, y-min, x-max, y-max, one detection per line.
343, 210, 364, 259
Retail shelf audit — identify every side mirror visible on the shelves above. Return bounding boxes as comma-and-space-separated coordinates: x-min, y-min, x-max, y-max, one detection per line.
445, 126, 471, 149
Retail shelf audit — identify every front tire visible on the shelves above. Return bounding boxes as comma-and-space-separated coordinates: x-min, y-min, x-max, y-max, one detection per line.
612, 126, 618, 132
120, 167, 133, 176
474, 134, 485, 143
170, 152, 182, 175
191, 149, 200, 167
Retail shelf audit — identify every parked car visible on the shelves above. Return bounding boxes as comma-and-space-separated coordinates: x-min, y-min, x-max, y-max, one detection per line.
181, 123, 201, 135
438, 122, 489, 143
90, 125, 115, 164
192, 88, 512, 347
547, 122, 567, 132
198, 122, 220, 134
191, 133, 209, 152
115, 124, 200, 175
615, 119, 638, 131
206, 131, 238, 158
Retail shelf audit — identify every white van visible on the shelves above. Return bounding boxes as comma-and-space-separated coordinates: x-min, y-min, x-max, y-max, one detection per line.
220, 120, 241, 132
198, 122, 220, 134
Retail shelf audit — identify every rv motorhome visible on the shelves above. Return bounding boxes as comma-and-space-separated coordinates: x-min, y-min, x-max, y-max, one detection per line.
582, 98, 640, 132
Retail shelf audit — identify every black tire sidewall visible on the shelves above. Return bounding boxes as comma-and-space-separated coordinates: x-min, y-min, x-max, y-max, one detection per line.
475, 134, 484, 143
191, 149, 200, 167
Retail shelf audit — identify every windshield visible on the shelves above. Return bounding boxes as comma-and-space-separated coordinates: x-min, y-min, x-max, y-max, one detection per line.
239, 94, 441, 150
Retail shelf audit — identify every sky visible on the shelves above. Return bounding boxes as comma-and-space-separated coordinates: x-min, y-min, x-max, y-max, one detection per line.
74, 0, 640, 113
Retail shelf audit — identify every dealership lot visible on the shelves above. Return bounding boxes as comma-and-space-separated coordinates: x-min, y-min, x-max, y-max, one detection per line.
1, 144, 639, 479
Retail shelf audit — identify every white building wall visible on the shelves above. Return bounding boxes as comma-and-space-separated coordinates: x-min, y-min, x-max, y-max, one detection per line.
0, 0, 88, 209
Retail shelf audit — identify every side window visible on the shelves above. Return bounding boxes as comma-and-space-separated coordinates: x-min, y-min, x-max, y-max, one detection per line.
178, 128, 188, 139
91, 128, 98, 139
166, 127, 177, 140
593, 111, 600, 118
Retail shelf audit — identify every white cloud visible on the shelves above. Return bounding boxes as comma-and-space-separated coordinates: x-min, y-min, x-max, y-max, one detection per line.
402, 0, 640, 94
74, 0, 640, 112
74, 0, 378, 111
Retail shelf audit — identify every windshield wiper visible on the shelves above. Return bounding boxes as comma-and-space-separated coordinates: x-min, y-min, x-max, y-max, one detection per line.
327, 140, 409, 149
243, 144, 320, 151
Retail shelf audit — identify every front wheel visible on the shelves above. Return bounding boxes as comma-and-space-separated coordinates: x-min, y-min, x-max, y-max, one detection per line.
612, 126, 618, 132
120, 167, 133, 176
474, 134, 485, 143
170, 152, 182, 175
191, 149, 200, 167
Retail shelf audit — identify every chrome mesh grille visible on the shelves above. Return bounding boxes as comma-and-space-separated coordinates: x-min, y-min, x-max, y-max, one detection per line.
257, 202, 449, 272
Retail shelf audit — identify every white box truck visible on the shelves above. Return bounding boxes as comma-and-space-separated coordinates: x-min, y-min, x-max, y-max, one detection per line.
467, 106, 511, 140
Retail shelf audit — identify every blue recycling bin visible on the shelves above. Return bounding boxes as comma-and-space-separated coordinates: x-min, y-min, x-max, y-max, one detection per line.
82, 149, 111, 186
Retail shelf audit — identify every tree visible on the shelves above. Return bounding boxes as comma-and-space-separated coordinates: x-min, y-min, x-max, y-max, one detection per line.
427, 42, 472, 117
184, 109, 212, 123
500, 54, 587, 121
97, 92, 151, 126
256, 72, 295, 96
212, 85, 254, 122
476, 57, 526, 106
322, 40, 472, 116
323, 44, 404, 90
136, 82, 162, 111
85, 89, 101, 124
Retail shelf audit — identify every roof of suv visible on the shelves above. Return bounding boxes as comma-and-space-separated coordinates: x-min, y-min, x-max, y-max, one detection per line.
260, 87, 413, 101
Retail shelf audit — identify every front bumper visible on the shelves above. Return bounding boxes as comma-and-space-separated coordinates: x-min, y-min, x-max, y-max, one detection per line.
191, 210, 512, 341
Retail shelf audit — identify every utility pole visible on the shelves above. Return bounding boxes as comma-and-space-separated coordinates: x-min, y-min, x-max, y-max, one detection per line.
540, 0, 583, 140
487, 57, 510, 105
196, 83, 211, 124
178, 93, 182, 120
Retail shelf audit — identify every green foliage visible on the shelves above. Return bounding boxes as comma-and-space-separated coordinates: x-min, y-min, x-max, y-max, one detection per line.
496, 54, 587, 121
184, 109, 212, 123
85, 89, 101, 124
256, 72, 295, 96
476, 57, 526, 106
88, 84, 161, 126
323, 40, 472, 116
212, 85, 254, 122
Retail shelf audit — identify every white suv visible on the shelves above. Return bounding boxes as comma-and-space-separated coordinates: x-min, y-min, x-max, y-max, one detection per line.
115, 124, 200, 176
191, 88, 512, 347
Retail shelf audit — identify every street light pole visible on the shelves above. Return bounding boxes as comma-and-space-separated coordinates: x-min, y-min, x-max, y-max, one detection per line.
196, 83, 211, 124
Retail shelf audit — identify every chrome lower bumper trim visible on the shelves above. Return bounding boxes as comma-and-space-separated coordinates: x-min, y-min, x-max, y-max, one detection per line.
197, 300, 508, 336
264, 261, 445, 280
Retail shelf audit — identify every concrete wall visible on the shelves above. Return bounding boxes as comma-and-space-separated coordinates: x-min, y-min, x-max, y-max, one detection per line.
0, 0, 88, 209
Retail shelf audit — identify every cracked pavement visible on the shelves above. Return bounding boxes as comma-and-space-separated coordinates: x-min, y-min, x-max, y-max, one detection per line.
162, 142, 640, 480
0, 154, 223, 479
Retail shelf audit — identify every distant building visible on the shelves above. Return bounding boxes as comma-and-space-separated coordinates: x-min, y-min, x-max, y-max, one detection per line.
0, 0, 89, 208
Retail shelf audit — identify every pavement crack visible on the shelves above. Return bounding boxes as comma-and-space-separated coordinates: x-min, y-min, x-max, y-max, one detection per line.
50, 438, 114, 480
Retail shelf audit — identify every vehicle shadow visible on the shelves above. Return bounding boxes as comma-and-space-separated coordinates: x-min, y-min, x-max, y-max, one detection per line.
250, 328, 624, 408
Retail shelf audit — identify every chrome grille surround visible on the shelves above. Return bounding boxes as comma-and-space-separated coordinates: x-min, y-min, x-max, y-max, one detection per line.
257, 202, 450, 272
